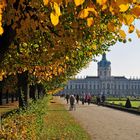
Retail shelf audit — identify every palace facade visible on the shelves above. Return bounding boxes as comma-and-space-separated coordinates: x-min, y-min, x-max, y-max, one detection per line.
60, 54, 140, 97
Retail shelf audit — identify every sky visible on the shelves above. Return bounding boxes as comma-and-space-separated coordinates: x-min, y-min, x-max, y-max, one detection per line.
76, 20, 140, 79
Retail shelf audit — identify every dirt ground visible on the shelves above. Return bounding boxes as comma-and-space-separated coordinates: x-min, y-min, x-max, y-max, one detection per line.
58, 97, 140, 140
0, 101, 18, 115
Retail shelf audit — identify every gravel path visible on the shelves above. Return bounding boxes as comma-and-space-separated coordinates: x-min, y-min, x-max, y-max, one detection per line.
58, 97, 140, 140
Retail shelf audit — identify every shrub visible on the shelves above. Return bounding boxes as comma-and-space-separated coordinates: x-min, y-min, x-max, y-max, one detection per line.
0, 96, 49, 140
125, 98, 132, 108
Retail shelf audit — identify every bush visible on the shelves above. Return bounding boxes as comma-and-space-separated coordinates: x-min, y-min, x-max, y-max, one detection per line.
0, 96, 49, 140
125, 98, 132, 108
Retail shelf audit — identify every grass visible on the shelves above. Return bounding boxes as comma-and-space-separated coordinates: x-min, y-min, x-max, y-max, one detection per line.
0, 102, 18, 114
106, 97, 140, 101
107, 101, 140, 108
41, 97, 91, 140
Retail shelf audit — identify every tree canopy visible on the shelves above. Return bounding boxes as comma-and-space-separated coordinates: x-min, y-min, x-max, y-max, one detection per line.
0, 0, 140, 93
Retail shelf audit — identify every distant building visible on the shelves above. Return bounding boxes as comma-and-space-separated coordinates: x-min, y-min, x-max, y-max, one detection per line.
60, 53, 140, 97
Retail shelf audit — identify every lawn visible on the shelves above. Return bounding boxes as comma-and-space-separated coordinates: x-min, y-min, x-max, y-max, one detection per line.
41, 97, 91, 140
0, 102, 18, 114
107, 101, 140, 108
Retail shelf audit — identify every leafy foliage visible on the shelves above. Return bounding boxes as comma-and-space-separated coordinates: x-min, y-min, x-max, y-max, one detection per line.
0, 0, 6, 35
0, 0, 140, 93
0, 96, 49, 139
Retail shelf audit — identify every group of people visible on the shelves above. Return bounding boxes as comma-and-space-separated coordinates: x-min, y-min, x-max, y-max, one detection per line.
96, 94, 106, 105
65, 93, 92, 111
65, 93, 106, 110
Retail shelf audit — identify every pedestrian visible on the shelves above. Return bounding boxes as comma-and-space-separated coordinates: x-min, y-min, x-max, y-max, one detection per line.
76, 94, 79, 104
85, 94, 88, 103
65, 94, 70, 104
87, 93, 91, 105
81, 94, 85, 105
96, 95, 101, 105
101, 94, 106, 103
69, 95, 76, 110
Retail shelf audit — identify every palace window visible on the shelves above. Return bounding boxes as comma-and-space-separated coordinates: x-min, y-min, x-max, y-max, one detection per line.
85, 84, 88, 89
100, 71, 102, 76
102, 83, 105, 89
89, 84, 92, 89
107, 83, 110, 89
118, 85, 120, 89
122, 85, 124, 90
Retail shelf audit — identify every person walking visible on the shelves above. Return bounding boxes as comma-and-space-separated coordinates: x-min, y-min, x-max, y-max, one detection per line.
87, 94, 92, 105
96, 94, 101, 105
81, 93, 86, 105
76, 94, 79, 104
65, 94, 70, 104
101, 94, 106, 103
69, 95, 76, 111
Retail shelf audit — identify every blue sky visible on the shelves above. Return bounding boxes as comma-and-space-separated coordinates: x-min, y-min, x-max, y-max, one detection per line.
76, 20, 140, 78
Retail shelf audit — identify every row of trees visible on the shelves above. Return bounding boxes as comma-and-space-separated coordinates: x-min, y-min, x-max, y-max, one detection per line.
0, 0, 140, 107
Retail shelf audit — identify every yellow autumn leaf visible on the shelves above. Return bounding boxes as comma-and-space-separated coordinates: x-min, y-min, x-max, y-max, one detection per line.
0, 26, 4, 35
96, 0, 107, 5
58, 67, 63, 74
109, 6, 114, 15
74, 0, 85, 6
123, 14, 134, 25
102, 5, 107, 11
0, 75, 3, 81
78, 9, 89, 19
136, 29, 140, 38
50, 12, 59, 26
65, 56, 69, 60
43, 0, 49, 6
119, 29, 126, 39
91, 44, 97, 50
128, 24, 135, 33
87, 7, 98, 17
87, 17, 94, 27
131, 6, 140, 17
53, 2, 61, 16
0, 15, 2, 21
87, 52, 92, 56
119, 4, 129, 12
107, 22, 116, 32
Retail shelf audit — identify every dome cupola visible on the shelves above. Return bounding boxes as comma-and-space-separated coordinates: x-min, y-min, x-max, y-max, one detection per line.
98, 53, 111, 78
98, 53, 111, 67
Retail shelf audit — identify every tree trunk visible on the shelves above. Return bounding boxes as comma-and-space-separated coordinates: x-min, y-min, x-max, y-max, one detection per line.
0, 81, 2, 105
11, 93, 14, 103
0, 92, 2, 105
17, 71, 29, 108
29, 85, 36, 100
6, 90, 9, 104
15, 91, 18, 101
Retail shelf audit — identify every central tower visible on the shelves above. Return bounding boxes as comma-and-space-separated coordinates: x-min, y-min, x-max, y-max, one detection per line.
98, 53, 111, 78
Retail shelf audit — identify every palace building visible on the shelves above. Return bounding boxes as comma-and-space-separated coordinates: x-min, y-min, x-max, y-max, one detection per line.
60, 54, 140, 97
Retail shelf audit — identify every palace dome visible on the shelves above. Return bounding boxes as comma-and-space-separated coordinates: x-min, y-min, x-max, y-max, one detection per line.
98, 53, 111, 67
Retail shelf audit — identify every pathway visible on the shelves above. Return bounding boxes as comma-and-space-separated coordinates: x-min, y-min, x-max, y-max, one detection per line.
58, 97, 140, 140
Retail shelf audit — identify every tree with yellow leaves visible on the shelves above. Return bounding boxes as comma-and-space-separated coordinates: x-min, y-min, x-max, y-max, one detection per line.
0, 0, 140, 107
